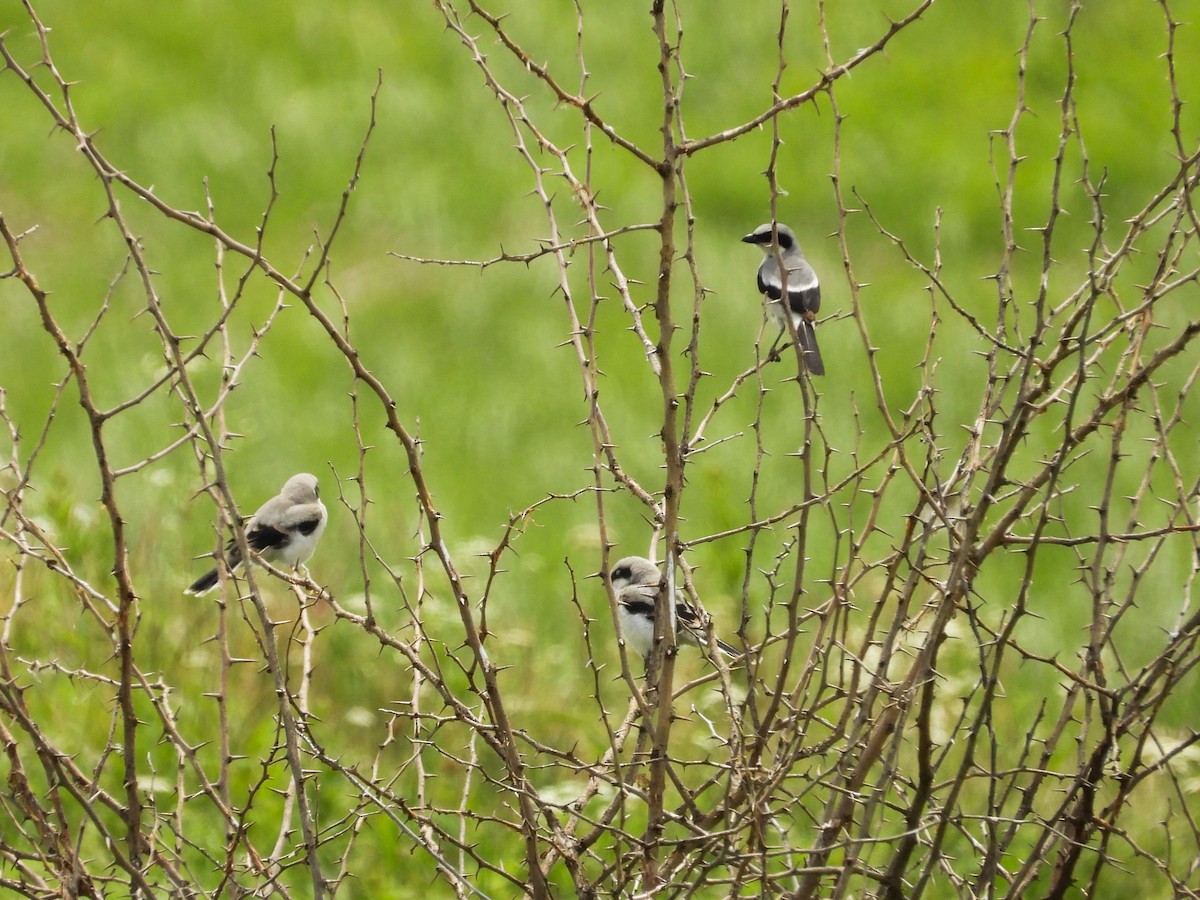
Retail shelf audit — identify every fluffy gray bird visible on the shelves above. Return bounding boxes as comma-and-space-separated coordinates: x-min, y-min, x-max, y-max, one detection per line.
186, 473, 328, 596
608, 556, 737, 658
742, 223, 824, 375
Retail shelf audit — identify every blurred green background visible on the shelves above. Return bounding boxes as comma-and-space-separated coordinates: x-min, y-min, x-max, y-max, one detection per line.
2, 0, 1199, 894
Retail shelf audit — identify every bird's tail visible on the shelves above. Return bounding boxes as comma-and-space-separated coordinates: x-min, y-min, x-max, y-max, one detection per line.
714, 636, 739, 657
185, 569, 219, 596
186, 544, 245, 596
799, 322, 824, 376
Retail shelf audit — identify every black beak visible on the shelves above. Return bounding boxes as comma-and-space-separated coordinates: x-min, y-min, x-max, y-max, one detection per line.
741, 233, 758, 244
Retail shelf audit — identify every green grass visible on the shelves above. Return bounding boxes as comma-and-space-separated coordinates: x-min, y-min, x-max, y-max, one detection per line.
3, 0, 1200, 895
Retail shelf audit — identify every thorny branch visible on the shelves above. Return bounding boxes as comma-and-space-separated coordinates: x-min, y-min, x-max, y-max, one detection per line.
2, 0, 1199, 896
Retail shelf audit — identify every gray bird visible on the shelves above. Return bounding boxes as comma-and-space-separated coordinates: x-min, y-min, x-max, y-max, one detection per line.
608, 556, 737, 658
742, 223, 824, 375
186, 473, 328, 596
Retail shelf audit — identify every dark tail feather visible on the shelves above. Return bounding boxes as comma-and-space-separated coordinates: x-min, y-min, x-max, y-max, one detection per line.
186, 543, 243, 596
714, 636, 739, 657
799, 322, 824, 376
185, 569, 219, 596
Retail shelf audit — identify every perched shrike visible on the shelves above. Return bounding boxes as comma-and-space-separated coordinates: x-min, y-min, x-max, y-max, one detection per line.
742, 223, 825, 375
186, 473, 328, 596
608, 556, 737, 659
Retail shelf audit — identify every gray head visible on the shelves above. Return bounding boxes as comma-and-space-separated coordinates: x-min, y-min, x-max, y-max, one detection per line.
741, 222, 799, 255
280, 473, 321, 504
609, 556, 662, 591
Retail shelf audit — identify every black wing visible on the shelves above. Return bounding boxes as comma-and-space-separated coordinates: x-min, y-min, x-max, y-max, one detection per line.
294, 515, 324, 537
788, 281, 820, 317
621, 598, 655, 617
757, 268, 781, 300
675, 600, 706, 630
758, 267, 820, 316
246, 522, 290, 552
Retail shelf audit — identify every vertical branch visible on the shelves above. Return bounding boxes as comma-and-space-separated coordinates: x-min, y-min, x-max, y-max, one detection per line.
641, 0, 685, 886
0, 210, 147, 885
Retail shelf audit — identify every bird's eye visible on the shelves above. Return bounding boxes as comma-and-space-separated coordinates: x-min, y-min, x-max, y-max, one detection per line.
612, 566, 630, 582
